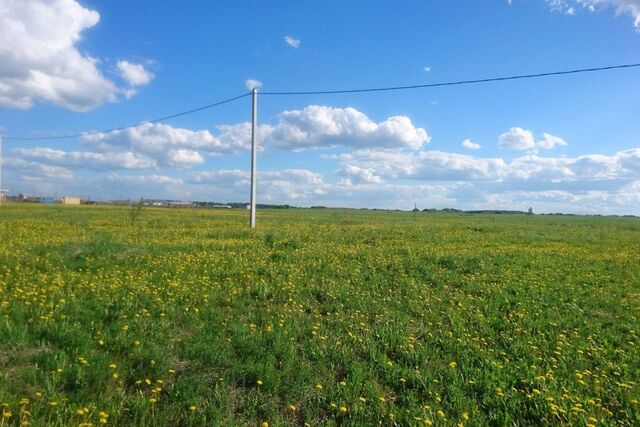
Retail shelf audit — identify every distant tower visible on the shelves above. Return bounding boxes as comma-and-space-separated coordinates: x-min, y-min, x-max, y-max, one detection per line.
412, 202, 419, 212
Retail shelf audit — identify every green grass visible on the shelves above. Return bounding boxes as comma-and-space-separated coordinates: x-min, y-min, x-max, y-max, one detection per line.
0, 203, 638, 426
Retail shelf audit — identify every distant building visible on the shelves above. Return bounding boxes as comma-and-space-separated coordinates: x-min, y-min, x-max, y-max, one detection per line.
60, 196, 82, 205
18, 193, 41, 202
0, 189, 7, 202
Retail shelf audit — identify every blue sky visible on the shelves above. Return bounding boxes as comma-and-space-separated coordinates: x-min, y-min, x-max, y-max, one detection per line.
1, 0, 639, 213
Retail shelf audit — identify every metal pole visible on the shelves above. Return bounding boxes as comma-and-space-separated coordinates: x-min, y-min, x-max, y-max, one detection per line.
249, 88, 258, 228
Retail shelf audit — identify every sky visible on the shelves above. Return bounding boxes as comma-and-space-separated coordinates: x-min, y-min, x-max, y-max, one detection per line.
1, 0, 640, 214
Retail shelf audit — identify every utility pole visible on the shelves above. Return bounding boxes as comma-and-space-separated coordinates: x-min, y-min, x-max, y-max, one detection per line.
249, 88, 258, 228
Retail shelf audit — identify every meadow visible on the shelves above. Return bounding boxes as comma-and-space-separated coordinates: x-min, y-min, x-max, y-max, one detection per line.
0, 203, 638, 426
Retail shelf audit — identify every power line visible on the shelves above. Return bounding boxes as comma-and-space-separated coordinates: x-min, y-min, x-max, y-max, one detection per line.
260, 63, 640, 95
2, 62, 640, 141
2, 92, 251, 141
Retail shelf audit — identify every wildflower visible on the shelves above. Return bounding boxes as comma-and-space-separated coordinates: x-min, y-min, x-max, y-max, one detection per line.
358, 397, 366, 403
261, 423, 268, 427
437, 410, 445, 417
315, 383, 323, 390
189, 405, 196, 411
256, 380, 263, 386
339, 406, 347, 413
149, 398, 157, 404
449, 361, 457, 369
288, 404, 296, 411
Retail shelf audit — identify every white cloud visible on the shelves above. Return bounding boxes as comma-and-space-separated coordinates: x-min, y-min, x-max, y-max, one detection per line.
4, 157, 74, 181
82, 122, 245, 166
338, 165, 383, 185
6, 145, 640, 214
107, 173, 183, 186
333, 147, 640, 190
335, 149, 506, 182
12, 147, 156, 170
499, 127, 536, 150
262, 105, 430, 150
284, 36, 301, 48
462, 138, 481, 150
546, 0, 640, 28
117, 60, 153, 86
536, 132, 567, 149
117, 60, 154, 98
499, 127, 567, 150
0, 0, 151, 111
423, 66, 432, 72
245, 79, 262, 90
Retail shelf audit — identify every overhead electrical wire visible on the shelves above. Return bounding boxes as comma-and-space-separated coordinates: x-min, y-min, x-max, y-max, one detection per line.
2, 92, 251, 141
2, 62, 640, 141
260, 63, 640, 95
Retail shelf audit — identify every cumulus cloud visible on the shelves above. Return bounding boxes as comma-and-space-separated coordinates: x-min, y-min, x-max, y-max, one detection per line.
546, 0, 640, 28
4, 157, 74, 181
536, 132, 568, 149
284, 36, 301, 48
335, 149, 506, 182
332, 147, 640, 193
192, 169, 326, 201
338, 165, 383, 185
117, 60, 154, 98
498, 127, 536, 150
462, 139, 481, 150
117, 61, 154, 86
107, 173, 183, 186
261, 105, 430, 150
82, 122, 245, 167
499, 127, 567, 150
12, 147, 156, 170
0, 0, 152, 111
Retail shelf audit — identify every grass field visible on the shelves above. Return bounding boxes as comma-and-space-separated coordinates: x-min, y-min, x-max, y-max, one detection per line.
0, 203, 638, 426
